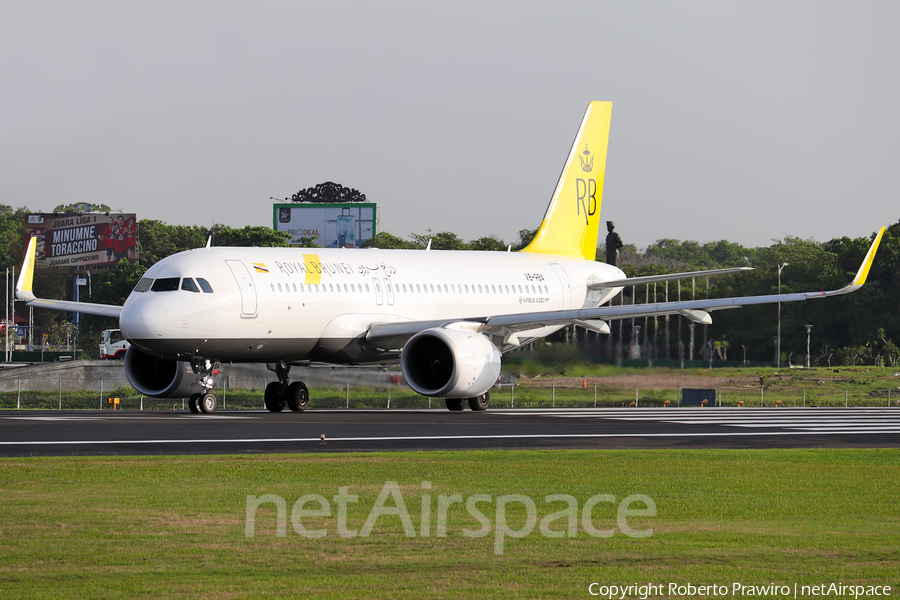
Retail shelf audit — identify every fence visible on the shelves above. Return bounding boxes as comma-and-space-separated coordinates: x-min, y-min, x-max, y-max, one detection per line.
0, 377, 898, 410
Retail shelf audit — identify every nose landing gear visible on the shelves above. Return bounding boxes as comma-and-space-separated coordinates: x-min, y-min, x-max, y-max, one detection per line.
188, 358, 221, 414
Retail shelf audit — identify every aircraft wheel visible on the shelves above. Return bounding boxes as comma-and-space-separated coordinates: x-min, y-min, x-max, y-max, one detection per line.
199, 393, 217, 414
468, 392, 490, 411
445, 398, 465, 411
188, 393, 201, 413
264, 382, 286, 412
287, 381, 309, 412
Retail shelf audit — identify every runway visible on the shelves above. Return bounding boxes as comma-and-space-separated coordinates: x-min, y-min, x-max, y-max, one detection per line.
1, 406, 899, 456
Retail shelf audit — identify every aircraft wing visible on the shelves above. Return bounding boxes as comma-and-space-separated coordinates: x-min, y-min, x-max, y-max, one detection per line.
14, 237, 124, 318
591, 266, 753, 289
367, 227, 884, 350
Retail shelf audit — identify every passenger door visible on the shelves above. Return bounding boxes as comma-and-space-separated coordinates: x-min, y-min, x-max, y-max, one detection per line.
226, 260, 258, 317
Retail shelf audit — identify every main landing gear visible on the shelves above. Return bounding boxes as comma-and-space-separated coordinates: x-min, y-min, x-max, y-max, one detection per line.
188, 358, 221, 414
445, 392, 490, 412
264, 362, 309, 413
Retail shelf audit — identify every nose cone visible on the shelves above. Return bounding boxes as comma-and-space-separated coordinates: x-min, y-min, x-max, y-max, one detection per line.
121, 297, 167, 341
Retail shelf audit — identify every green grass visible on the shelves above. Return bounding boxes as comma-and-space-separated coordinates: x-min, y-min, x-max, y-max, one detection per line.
0, 449, 898, 599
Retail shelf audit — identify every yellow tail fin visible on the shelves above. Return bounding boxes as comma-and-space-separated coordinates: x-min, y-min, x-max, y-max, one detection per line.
521, 101, 612, 260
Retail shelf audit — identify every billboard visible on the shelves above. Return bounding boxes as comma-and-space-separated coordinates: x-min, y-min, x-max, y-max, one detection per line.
25, 213, 138, 270
273, 203, 376, 248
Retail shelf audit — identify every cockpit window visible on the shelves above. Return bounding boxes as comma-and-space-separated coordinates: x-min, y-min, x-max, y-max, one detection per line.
181, 278, 200, 293
197, 278, 213, 293
134, 278, 153, 292
151, 277, 180, 292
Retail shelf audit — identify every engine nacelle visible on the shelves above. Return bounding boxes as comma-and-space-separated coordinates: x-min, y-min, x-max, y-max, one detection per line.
124, 346, 212, 398
401, 327, 501, 398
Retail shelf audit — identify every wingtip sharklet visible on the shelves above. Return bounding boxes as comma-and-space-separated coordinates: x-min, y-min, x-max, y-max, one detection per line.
850, 226, 885, 287
15, 237, 37, 301
814, 225, 885, 298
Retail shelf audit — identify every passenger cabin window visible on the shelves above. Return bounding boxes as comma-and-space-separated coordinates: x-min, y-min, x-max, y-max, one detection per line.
151, 277, 180, 292
197, 278, 213, 293
134, 278, 153, 292
181, 278, 200, 293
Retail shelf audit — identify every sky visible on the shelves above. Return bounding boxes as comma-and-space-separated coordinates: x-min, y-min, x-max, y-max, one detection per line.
2, 1, 897, 251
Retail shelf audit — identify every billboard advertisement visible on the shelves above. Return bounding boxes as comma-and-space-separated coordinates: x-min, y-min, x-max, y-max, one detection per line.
273, 203, 376, 248
25, 213, 138, 270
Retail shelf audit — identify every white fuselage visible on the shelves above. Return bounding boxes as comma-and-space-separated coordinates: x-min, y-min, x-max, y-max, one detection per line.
120, 246, 625, 364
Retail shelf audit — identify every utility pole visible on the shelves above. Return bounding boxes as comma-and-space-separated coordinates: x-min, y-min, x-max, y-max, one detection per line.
5, 268, 8, 362
777, 263, 789, 368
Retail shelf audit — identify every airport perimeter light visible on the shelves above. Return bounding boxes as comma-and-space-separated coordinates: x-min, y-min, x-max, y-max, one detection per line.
777, 263, 789, 368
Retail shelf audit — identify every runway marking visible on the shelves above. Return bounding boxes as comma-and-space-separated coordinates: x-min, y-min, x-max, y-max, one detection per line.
1, 416, 110, 421
1, 429, 900, 446
495, 408, 900, 434
2, 415, 258, 421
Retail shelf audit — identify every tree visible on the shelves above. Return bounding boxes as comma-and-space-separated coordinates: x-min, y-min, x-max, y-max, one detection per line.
470, 235, 507, 251
512, 228, 538, 251
2, 201, 898, 362
0, 205, 27, 273
361, 232, 416, 249
53, 203, 112, 214
211, 224, 290, 248
136, 220, 207, 268
408, 230, 469, 250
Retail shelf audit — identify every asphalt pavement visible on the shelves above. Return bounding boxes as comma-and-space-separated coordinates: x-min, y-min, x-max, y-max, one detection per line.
1, 406, 898, 456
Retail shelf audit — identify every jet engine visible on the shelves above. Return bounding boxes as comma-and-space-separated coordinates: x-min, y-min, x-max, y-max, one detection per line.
401, 327, 501, 398
124, 346, 211, 398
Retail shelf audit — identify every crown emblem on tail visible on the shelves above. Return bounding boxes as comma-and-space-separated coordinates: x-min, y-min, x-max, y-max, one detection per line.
579, 145, 593, 172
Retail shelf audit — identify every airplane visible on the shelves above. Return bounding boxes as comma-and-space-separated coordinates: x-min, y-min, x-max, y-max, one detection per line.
15, 101, 885, 414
